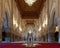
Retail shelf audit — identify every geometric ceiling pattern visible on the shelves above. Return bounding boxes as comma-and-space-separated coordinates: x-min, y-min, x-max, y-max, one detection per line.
15, 0, 46, 19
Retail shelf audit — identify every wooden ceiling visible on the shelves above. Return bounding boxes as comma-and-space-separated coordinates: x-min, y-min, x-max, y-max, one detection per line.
15, 0, 46, 19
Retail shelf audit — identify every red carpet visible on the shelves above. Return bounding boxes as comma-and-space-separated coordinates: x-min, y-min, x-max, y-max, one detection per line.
0, 43, 60, 48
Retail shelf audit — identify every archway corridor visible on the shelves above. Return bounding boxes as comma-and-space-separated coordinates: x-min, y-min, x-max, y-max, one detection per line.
0, 0, 60, 48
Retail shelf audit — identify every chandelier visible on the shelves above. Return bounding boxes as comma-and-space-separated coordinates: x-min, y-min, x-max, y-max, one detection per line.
24, 0, 37, 6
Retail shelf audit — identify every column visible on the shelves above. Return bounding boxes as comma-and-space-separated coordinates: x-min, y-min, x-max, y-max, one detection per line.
58, 0, 60, 43
48, 33, 51, 42
56, 0, 60, 43
0, 0, 5, 42
58, 27, 60, 43
45, 35, 48, 42
10, 0, 13, 42
0, 0, 2, 42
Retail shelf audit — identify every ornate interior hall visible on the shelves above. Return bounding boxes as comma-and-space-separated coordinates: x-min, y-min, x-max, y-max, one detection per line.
0, 0, 60, 47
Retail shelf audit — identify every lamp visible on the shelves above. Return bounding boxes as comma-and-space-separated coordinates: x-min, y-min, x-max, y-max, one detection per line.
38, 26, 41, 31
29, 30, 32, 34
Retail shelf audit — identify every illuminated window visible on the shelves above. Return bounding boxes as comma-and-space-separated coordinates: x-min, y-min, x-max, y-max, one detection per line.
24, 0, 36, 6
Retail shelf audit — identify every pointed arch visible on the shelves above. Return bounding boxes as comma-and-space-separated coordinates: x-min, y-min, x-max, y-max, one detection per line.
2, 9, 10, 31
2, 9, 10, 42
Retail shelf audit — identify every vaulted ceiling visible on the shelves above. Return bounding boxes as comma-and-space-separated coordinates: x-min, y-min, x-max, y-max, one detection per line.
15, 0, 46, 19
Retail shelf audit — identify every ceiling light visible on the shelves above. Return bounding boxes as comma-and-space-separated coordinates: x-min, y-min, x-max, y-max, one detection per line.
24, 0, 36, 6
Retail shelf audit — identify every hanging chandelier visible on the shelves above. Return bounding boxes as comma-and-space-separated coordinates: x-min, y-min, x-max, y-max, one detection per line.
24, 0, 37, 6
